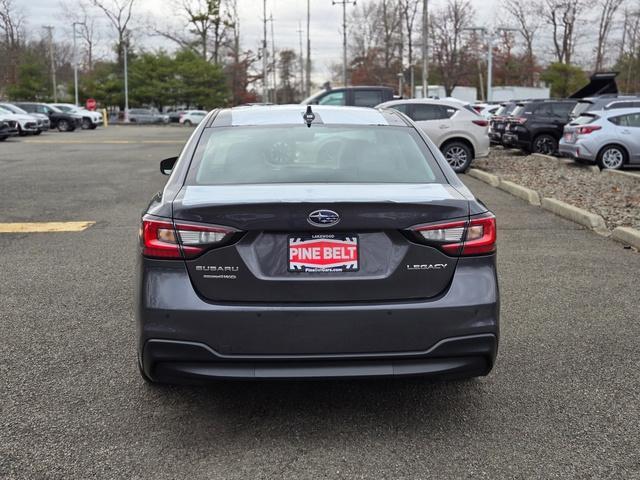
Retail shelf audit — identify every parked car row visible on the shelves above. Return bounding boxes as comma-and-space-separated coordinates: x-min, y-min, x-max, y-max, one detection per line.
488, 95, 640, 169
0, 101, 103, 141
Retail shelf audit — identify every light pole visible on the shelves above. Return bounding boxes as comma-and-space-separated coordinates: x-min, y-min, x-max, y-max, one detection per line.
123, 38, 129, 122
72, 22, 84, 106
262, 0, 268, 102
269, 13, 277, 103
306, 0, 311, 96
422, 0, 428, 98
44, 26, 57, 102
332, 0, 355, 87
297, 22, 304, 98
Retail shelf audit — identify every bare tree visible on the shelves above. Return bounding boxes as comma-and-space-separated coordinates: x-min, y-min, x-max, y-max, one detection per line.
0, 0, 25, 87
594, 0, 625, 70
542, 0, 582, 64
349, 2, 383, 61
401, 0, 420, 67
504, 0, 540, 85
430, 0, 474, 95
622, 8, 640, 92
60, 0, 100, 70
380, 0, 402, 69
152, 0, 231, 63
91, 0, 135, 67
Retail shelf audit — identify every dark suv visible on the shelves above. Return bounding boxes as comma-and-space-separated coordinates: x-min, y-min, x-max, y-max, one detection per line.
488, 102, 517, 144
501, 100, 578, 155
14, 102, 80, 132
302, 86, 396, 108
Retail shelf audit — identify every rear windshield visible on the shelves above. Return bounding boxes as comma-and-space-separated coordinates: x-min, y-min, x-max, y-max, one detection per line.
187, 125, 445, 185
511, 106, 526, 116
571, 114, 598, 125
570, 101, 593, 118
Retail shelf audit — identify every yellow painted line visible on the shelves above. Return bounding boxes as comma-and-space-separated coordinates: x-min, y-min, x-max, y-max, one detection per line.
0, 221, 95, 233
23, 140, 183, 145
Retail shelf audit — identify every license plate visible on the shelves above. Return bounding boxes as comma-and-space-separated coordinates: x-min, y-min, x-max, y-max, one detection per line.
288, 234, 359, 272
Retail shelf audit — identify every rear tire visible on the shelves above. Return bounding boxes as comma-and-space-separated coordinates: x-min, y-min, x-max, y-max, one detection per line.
597, 144, 626, 170
57, 119, 70, 132
532, 134, 557, 155
441, 141, 473, 173
183, 120, 192, 127
0, 136, 7, 142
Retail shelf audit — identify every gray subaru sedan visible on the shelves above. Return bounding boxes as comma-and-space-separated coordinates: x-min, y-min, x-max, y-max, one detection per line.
137, 105, 499, 383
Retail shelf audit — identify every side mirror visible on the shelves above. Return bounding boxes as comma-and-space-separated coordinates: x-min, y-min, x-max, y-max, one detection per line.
160, 156, 178, 175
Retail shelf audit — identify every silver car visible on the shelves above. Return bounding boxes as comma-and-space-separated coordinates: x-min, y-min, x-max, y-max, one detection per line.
559, 108, 640, 169
127, 108, 169, 124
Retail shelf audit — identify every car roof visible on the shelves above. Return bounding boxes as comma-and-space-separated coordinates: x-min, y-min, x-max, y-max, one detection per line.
589, 107, 640, 117
378, 98, 467, 108
212, 105, 409, 127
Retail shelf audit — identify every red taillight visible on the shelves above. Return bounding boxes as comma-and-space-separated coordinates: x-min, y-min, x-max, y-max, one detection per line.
472, 119, 489, 127
461, 214, 496, 255
140, 215, 236, 259
141, 217, 181, 259
576, 125, 601, 135
410, 214, 496, 256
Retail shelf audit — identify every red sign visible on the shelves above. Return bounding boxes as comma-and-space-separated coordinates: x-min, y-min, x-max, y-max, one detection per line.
86, 98, 96, 111
288, 235, 359, 272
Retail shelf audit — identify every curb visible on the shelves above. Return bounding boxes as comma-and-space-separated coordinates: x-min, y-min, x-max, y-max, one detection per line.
531, 153, 557, 161
611, 227, 640, 250
467, 168, 500, 186
541, 198, 608, 235
498, 180, 541, 206
601, 169, 640, 180
532, 152, 578, 168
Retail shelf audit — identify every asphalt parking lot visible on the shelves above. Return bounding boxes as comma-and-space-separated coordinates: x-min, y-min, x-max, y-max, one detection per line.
1, 126, 639, 479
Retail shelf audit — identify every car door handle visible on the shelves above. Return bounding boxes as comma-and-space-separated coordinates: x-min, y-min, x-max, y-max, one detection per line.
621, 129, 631, 134
439, 124, 449, 129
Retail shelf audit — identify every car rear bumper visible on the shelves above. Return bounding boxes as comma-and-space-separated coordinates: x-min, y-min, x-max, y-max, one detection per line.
489, 131, 503, 144
143, 334, 496, 381
476, 134, 490, 158
502, 132, 529, 150
137, 256, 500, 382
558, 140, 596, 161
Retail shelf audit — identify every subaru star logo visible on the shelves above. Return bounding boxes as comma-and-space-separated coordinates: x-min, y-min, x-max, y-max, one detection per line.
308, 209, 340, 227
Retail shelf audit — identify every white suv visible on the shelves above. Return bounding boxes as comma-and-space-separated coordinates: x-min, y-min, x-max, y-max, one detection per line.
377, 99, 490, 172
0, 105, 40, 136
179, 110, 208, 126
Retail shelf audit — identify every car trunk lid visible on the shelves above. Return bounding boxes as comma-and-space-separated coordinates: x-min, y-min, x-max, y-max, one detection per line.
172, 183, 470, 303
